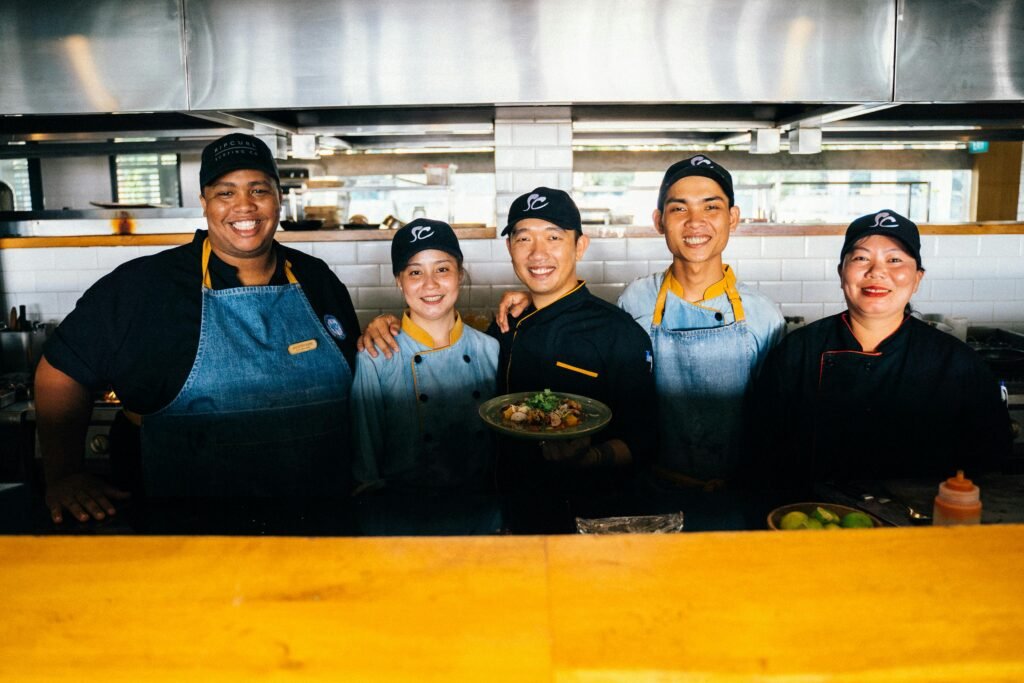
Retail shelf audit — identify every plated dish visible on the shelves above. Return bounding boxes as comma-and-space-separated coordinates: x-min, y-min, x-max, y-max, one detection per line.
478, 390, 611, 440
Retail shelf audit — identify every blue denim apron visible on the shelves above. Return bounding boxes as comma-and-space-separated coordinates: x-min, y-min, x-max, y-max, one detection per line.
650, 267, 755, 483
140, 238, 353, 498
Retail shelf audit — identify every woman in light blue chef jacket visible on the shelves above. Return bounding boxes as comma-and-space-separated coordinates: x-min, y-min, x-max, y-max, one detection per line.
350, 218, 501, 534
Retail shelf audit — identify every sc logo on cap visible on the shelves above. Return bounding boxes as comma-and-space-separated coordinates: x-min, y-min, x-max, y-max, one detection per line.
525, 193, 549, 211
410, 225, 435, 242
870, 211, 900, 229
691, 156, 713, 167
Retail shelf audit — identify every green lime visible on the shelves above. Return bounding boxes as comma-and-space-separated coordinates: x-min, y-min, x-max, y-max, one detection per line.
841, 511, 874, 529
823, 523, 841, 530
812, 506, 841, 525
779, 510, 809, 530
803, 518, 824, 530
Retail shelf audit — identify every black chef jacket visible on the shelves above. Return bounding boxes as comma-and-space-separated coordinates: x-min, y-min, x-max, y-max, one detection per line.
486, 282, 657, 532
750, 312, 1011, 490
44, 229, 359, 413
488, 282, 657, 464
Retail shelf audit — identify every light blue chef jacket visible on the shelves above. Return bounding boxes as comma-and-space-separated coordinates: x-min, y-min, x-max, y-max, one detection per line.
140, 238, 354, 498
351, 312, 499, 492
618, 266, 784, 483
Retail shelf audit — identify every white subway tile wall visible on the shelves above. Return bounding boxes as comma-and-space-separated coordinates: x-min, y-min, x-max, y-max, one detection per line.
3, 235, 1023, 333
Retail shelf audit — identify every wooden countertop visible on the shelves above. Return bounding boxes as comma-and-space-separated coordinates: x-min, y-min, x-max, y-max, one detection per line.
2, 526, 1023, 681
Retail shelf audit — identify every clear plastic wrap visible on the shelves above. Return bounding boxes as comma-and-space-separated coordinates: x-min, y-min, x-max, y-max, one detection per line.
575, 512, 685, 534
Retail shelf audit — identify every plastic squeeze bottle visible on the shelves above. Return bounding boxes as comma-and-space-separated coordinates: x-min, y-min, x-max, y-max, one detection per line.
932, 470, 982, 526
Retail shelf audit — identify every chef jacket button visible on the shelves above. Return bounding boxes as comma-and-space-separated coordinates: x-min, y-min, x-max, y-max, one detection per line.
414, 355, 423, 364
419, 393, 428, 402
714, 312, 724, 322
472, 390, 481, 399
463, 354, 471, 363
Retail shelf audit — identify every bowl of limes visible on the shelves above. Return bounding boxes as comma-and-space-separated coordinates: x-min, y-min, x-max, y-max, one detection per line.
767, 503, 883, 531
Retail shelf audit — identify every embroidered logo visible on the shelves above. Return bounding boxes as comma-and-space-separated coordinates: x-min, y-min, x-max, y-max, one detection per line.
870, 211, 900, 229
410, 225, 434, 242
324, 314, 346, 340
525, 193, 548, 211
691, 156, 713, 167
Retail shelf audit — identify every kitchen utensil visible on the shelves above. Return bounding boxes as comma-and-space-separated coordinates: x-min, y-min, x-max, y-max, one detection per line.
866, 494, 932, 522
477, 391, 612, 441
767, 502, 884, 530
381, 215, 404, 230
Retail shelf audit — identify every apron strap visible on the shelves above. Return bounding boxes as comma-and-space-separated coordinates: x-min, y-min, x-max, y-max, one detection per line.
201, 237, 297, 288
721, 265, 746, 323
652, 265, 746, 326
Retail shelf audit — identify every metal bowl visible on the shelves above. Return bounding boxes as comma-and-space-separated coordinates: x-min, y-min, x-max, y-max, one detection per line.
767, 502, 883, 530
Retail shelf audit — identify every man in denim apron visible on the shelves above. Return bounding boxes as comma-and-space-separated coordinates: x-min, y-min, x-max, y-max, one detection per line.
618, 155, 785, 530
38, 134, 358, 532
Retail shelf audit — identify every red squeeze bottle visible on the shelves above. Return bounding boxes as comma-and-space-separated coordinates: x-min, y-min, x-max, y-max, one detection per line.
932, 470, 982, 526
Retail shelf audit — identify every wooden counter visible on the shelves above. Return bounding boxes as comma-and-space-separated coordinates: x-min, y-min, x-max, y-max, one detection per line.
2, 526, 1023, 681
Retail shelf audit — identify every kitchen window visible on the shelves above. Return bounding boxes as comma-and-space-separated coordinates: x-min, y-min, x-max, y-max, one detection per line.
0, 159, 33, 211
573, 169, 972, 225
111, 153, 181, 207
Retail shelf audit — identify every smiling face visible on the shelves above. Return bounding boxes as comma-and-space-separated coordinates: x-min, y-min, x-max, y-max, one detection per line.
506, 218, 590, 309
840, 234, 925, 323
396, 249, 462, 325
654, 175, 739, 270
200, 169, 281, 266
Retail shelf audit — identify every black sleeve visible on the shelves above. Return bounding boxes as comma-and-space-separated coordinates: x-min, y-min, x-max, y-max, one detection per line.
42, 271, 131, 392
956, 351, 1013, 475
42, 244, 204, 414
745, 337, 814, 500
604, 321, 657, 466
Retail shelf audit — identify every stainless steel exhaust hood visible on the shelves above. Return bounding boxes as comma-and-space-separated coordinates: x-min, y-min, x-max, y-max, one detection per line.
1, 0, 1021, 146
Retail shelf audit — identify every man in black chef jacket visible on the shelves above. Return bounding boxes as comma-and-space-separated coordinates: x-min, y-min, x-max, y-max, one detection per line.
360, 188, 656, 533
36, 133, 360, 533
490, 188, 657, 532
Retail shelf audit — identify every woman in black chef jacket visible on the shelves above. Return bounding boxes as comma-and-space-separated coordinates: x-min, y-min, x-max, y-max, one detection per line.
749, 210, 1011, 493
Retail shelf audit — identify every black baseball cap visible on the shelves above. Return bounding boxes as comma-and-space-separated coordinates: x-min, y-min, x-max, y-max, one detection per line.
391, 218, 463, 275
199, 133, 280, 188
657, 154, 735, 210
841, 210, 923, 267
502, 187, 582, 237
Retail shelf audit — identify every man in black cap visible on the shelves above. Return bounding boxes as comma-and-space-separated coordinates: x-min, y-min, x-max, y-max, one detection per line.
36, 133, 360, 532
614, 155, 784, 521
359, 188, 657, 533
496, 158, 785, 530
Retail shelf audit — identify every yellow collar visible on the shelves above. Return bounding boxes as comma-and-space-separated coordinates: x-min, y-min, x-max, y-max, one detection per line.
665, 265, 736, 303
201, 237, 296, 288
401, 311, 464, 349
515, 281, 586, 329
654, 266, 745, 325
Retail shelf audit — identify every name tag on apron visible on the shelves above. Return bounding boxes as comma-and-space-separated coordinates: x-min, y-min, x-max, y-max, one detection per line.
288, 339, 318, 355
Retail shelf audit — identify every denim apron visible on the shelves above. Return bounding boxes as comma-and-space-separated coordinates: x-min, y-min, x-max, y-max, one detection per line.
635, 268, 757, 531
140, 238, 353, 498
650, 267, 755, 484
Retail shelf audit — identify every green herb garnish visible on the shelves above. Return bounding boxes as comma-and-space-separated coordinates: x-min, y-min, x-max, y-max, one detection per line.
524, 389, 561, 412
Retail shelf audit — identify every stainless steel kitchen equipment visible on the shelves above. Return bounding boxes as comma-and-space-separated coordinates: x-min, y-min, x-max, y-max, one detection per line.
0, 327, 47, 375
